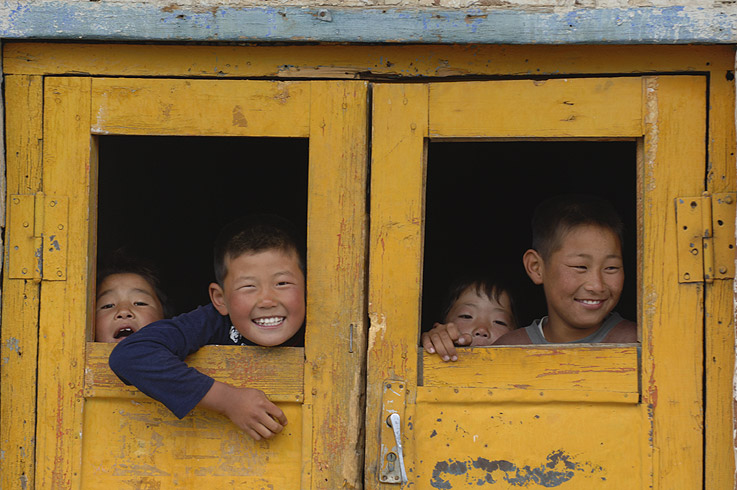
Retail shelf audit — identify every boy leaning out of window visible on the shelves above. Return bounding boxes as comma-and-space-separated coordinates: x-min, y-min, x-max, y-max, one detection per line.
110, 215, 306, 441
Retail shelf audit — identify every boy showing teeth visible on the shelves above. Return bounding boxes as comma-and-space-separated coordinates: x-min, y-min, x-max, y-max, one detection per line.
110, 215, 305, 440
494, 194, 637, 345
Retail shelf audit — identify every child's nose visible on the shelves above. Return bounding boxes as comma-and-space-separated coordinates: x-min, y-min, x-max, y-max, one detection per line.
586, 271, 606, 292
472, 327, 490, 340
256, 291, 278, 307
116, 306, 133, 319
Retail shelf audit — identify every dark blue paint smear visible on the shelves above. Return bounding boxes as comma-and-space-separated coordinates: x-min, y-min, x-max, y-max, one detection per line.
431, 450, 602, 488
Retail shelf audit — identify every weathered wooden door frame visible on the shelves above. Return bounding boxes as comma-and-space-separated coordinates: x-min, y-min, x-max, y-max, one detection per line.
2, 44, 734, 489
4, 76, 368, 489
365, 76, 708, 488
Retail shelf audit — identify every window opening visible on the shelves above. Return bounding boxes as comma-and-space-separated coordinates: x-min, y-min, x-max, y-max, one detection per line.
422, 140, 637, 334
97, 136, 309, 317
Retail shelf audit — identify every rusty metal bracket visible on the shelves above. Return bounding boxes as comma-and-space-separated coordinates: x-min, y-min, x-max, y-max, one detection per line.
711, 192, 735, 280
379, 379, 407, 485
675, 193, 735, 284
676, 195, 708, 283
8, 195, 39, 280
43, 196, 69, 281
7, 193, 68, 281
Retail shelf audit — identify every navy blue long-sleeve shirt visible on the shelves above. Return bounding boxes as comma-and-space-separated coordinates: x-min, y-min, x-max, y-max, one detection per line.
108, 304, 303, 418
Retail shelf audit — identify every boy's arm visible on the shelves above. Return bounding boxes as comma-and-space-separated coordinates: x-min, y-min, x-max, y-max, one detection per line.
108, 304, 226, 419
421, 322, 472, 362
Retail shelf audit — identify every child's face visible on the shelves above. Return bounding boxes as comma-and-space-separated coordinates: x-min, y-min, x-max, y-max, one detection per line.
445, 287, 514, 346
95, 273, 165, 342
210, 249, 305, 346
539, 224, 624, 337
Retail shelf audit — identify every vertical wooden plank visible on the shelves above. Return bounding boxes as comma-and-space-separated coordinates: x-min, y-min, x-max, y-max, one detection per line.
640, 76, 706, 490
703, 50, 737, 490
1, 74, 43, 490
35, 77, 92, 490
305, 80, 369, 490
366, 83, 428, 489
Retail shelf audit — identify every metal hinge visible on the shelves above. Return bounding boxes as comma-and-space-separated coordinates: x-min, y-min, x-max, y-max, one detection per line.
8, 193, 68, 281
675, 192, 735, 283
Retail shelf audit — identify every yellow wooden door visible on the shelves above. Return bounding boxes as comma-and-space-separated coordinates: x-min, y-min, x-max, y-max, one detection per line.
366, 77, 706, 488
9, 77, 368, 489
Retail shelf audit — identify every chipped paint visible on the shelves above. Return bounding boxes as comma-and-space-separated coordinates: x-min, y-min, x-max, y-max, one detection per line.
5, 336, 20, 352
368, 311, 387, 352
431, 451, 603, 488
1, 3, 736, 44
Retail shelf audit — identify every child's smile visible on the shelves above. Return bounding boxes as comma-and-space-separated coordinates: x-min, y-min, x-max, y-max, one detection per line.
252, 316, 286, 327
538, 224, 624, 342
210, 249, 305, 346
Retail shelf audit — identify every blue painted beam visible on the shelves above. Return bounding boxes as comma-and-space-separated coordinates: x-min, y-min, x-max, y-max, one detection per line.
1, 1, 735, 44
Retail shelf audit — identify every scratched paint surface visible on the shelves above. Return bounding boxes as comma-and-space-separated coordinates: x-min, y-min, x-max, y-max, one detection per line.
413, 402, 641, 487
1, 3, 736, 44
80, 398, 302, 488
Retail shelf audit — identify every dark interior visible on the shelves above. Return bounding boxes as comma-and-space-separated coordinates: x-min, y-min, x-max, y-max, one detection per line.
97, 136, 309, 315
422, 140, 637, 331
97, 136, 636, 332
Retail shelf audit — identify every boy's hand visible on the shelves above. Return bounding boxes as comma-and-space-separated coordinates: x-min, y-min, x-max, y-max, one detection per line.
199, 381, 287, 440
421, 322, 472, 361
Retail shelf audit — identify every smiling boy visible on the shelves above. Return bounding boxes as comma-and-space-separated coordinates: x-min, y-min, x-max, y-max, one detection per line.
494, 194, 637, 345
109, 215, 305, 440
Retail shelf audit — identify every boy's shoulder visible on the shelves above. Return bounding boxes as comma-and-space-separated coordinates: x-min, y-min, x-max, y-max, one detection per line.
602, 317, 637, 343
493, 327, 534, 345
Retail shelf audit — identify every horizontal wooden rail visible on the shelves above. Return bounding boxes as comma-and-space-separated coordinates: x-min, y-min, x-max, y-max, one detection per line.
85, 342, 305, 402
421, 344, 639, 403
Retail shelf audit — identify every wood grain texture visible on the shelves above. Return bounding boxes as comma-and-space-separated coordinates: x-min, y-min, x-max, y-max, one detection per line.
702, 46, 736, 490
429, 78, 643, 138
413, 402, 643, 488
5, 44, 733, 80
640, 76, 706, 489
80, 397, 304, 488
90, 78, 311, 137
422, 346, 638, 396
1, 4, 736, 44
305, 80, 369, 489
366, 83, 428, 490
85, 343, 304, 401
35, 77, 93, 489
0, 74, 43, 490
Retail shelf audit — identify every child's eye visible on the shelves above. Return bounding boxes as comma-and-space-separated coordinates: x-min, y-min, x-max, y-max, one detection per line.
494, 320, 508, 327
570, 265, 587, 271
605, 266, 622, 272
134, 301, 149, 306
458, 314, 472, 319
99, 303, 114, 310
276, 281, 293, 287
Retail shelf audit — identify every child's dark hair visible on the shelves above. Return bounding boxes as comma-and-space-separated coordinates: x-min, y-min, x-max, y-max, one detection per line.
531, 194, 624, 260
213, 214, 306, 286
96, 250, 170, 318
441, 274, 519, 329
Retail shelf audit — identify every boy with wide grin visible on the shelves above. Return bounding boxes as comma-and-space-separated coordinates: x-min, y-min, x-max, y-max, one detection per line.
110, 215, 306, 441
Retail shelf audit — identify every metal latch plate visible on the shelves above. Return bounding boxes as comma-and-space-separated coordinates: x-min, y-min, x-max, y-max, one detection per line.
379, 379, 407, 484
